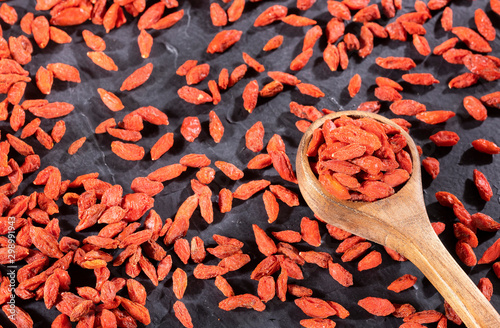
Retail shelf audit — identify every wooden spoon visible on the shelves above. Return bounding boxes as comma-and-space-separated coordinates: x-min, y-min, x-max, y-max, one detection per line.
296, 110, 500, 328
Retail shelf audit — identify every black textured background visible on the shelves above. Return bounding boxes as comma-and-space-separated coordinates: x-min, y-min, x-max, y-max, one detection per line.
1, 0, 500, 327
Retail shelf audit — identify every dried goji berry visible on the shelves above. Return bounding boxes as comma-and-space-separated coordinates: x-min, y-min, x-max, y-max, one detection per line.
358, 297, 395, 316
97, 88, 124, 112
402, 73, 439, 85
290, 48, 313, 71
296, 83, 325, 98
152, 9, 184, 30
181, 116, 201, 142
47, 63, 80, 82
475, 8, 495, 42
281, 14, 317, 26
473, 169, 493, 201
219, 294, 266, 312
374, 86, 402, 102
388, 274, 417, 293
358, 250, 382, 271
253, 5, 287, 27
210, 3, 227, 26
263, 35, 283, 51
471, 139, 500, 154
68, 137, 86, 155
348, 74, 362, 98
295, 297, 336, 318
358, 25, 374, 58
433, 37, 459, 55
176, 60, 198, 76
120, 62, 153, 91
376, 56, 416, 70
206, 30, 243, 54
111, 141, 145, 161
82, 30, 106, 51
328, 1, 351, 20
302, 25, 322, 51
186, 63, 210, 85
178, 86, 213, 104
353, 4, 381, 23
429, 131, 459, 147
448, 73, 480, 89
416, 111, 455, 124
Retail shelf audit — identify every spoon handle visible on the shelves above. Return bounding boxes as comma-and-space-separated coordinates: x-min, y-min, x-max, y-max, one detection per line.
388, 221, 500, 328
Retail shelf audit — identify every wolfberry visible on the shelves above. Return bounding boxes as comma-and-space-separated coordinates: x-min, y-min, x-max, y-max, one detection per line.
176, 60, 198, 76
338, 41, 349, 70
207, 110, 224, 143
416, 111, 455, 124
471, 139, 500, 154
227, 0, 244, 22
296, 83, 325, 98
82, 30, 106, 51
263, 35, 283, 51
357, 101, 381, 113
343, 0, 370, 10
186, 63, 210, 85
442, 49, 472, 65
473, 169, 493, 201
153, 10, 184, 30
120, 62, 153, 91
433, 37, 459, 55
402, 73, 439, 85
294, 297, 336, 318
353, 4, 381, 23
228, 64, 248, 87
358, 297, 395, 316
386, 21, 407, 41
321, 43, 339, 71
328, 1, 351, 20
233, 180, 270, 200
207, 30, 242, 54
441, 7, 453, 32
290, 48, 313, 71
403, 310, 443, 324
475, 9, 495, 42
358, 25, 374, 58
138, 29, 153, 58
219, 294, 266, 312
456, 241, 477, 266
481, 91, 500, 108
259, 80, 283, 98
448, 73, 480, 89
376, 57, 416, 70
303, 25, 322, 51
348, 74, 362, 98
180, 116, 201, 142
429, 131, 459, 147
453, 26, 492, 53
374, 86, 402, 102
412, 34, 431, 56
281, 14, 315, 27
178, 86, 213, 104
0, 3, 17, 25
388, 274, 417, 293
97, 88, 124, 111
380, 0, 396, 18
253, 5, 288, 27
210, 3, 227, 27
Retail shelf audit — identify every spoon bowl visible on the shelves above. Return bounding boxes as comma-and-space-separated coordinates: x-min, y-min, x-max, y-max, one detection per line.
296, 110, 500, 328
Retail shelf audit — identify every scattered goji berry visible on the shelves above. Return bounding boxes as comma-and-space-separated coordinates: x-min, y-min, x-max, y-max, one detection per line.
263, 35, 283, 51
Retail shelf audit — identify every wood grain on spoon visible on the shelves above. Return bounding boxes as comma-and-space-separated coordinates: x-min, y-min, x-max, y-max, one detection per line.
296, 110, 500, 328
